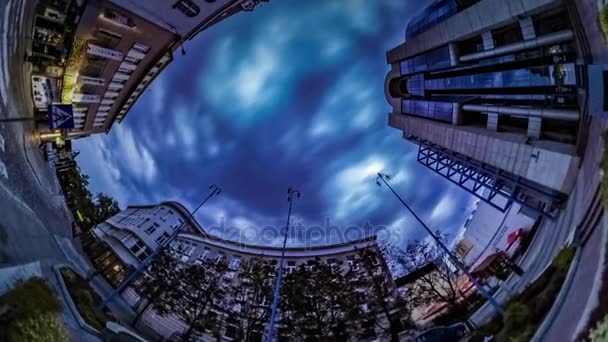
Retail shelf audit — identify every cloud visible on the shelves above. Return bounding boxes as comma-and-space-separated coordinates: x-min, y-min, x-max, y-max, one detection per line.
73, 0, 473, 248
114, 125, 158, 183
326, 155, 386, 220
308, 64, 381, 144
150, 76, 166, 116
73, 136, 130, 206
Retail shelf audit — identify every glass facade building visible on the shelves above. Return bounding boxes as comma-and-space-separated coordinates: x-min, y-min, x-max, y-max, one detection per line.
405, 0, 459, 40
399, 45, 452, 75
385, 0, 584, 217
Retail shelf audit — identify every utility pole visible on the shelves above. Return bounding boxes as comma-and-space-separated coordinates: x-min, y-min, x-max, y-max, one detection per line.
375, 173, 504, 316
264, 187, 301, 342
97, 184, 222, 309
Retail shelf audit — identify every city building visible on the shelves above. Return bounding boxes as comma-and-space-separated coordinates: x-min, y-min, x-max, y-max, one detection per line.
384, 0, 589, 218
108, 0, 269, 41
60, 0, 267, 139
82, 202, 402, 341
30, 0, 83, 79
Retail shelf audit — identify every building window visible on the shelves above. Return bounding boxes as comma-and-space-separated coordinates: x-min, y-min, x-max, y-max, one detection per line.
103, 8, 135, 28
196, 248, 209, 264
124, 55, 140, 64
137, 217, 151, 228
129, 240, 151, 261
144, 223, 159, 235
156, 232, 170, 245
347, 255, 359, 271
182, 245, 194, 256
132, 42, 150, 54
287, 261, 296, 274
229, 257, 241, 270
94, 28, 121, 49
111, 77, 127, 84
215, 253, 225, 264
117, 67, 132, 75
173, 0, 200, 17
161, 210, 174, 221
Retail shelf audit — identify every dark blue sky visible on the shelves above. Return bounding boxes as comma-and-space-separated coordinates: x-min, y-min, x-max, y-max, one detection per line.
74, 0, 476, 247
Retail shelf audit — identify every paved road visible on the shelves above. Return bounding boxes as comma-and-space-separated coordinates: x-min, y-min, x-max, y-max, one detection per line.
0, 2, 104, 339
0, 0, 73, 266
539, 217, 604, 341
470, 183, 580, 325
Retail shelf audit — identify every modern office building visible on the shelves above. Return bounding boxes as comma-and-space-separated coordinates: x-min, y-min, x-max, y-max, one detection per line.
384, 0, 589, 217
61, 0, 267, 139
83, 202, 402, 341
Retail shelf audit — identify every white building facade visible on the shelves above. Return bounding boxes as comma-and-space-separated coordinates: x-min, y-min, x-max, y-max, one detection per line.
455, 200, 537, 270
83, 202, 401, 341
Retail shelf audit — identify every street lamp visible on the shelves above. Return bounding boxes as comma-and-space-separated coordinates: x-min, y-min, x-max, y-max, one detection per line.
97, 184, 222, 309
375, 172, 504, 316
264, 187, 301, 342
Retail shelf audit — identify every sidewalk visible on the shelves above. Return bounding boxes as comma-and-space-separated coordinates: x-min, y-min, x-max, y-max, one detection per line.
41, 261, 102, 342
533, 218, 605, 341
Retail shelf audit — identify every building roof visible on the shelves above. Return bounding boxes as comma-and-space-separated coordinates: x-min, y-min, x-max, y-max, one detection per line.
127, 201, 378, 253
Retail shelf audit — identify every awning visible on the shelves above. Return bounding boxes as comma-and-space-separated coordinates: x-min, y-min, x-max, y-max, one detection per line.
506, 228, 525, 250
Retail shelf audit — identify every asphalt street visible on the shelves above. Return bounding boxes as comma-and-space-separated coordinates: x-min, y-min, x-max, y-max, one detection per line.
0, 0, 72, 266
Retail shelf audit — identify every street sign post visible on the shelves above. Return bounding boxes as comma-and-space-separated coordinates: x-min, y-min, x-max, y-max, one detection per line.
48, 104, 75, 129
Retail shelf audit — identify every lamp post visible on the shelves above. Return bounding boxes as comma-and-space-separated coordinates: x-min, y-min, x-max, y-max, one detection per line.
264, 187, 301, 342
375, 172, 504, 316
97, 184, 222, 309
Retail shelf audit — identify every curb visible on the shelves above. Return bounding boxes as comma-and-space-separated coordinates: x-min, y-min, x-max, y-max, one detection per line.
52, 264, 102, 337
531, 248, 582, 342
573, 210, 608, 339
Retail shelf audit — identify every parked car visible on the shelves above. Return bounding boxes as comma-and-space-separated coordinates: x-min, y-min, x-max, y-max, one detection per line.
414, 322, 470, 342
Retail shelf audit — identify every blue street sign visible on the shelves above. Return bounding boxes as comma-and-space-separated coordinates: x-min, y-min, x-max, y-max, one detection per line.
48, 104, 75, 129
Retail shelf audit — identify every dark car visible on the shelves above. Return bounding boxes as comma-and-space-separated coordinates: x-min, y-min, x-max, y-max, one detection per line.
414, 323, 469, 342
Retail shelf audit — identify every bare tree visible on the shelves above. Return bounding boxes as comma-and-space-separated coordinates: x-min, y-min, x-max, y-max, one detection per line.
384, 233, 463, 313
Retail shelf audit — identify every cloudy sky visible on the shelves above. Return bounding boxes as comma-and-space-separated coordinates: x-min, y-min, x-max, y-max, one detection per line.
74, 0, 477, 247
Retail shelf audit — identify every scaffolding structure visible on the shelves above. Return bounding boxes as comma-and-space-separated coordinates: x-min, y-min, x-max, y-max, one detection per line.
411, 137, 566, 218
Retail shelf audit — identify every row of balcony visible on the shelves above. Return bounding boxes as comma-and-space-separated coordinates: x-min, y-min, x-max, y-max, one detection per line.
69, 41, 151, 130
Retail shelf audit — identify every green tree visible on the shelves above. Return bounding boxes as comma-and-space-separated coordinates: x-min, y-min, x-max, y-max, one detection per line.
171, 259, 229, 342
280, 258, 362, 341
131, 250, 182, 326
58, 167, 96, 230
227, 257, 274, 341
357, 248, 411, 342
93, 192, 120, 225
